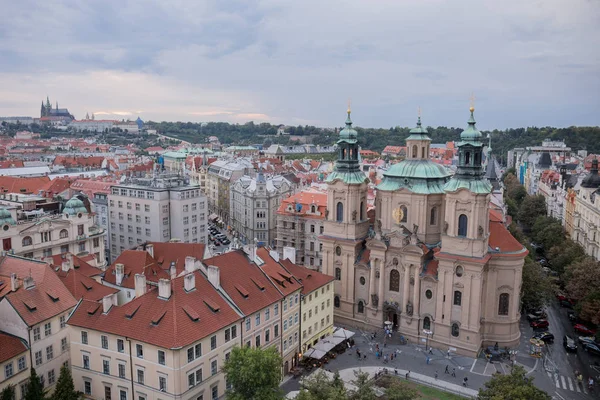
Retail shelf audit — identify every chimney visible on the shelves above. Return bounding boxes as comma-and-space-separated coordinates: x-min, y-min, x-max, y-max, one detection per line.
170, 262, 176, 279
115, 263, 124, 286
66, 253, 73, 266
61, 261, 70, 273
185, 256, 196, 273
158, 278, 171, 299
184, 272, 195, 292
269, 250, 280, 262
249, 238, 258, 262
207, 265, 220, 289
283, 246, 296, 264
146, 243, 154, 258
102, 294, 113, 313
23, 276, 35, 290
10, 273, 18, 291
134, 274, 147, 297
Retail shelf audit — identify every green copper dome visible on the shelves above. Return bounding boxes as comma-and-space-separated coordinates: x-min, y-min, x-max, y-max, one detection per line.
338, 110, 358, 143
0, 208, 16, 225
405, 116, 431, 142
63, 198, 88, 215
460, 107, 483, 143
377, 160, 450, 194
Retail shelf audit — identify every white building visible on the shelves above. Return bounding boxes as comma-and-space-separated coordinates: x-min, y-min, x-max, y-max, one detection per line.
69, 119, 116, 132
108, 172, 207, 261
230, 172, 293, 245
206, 159, 253, 226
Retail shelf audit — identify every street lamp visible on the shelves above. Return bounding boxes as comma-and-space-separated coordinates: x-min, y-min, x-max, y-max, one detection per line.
423, 329, 433, 352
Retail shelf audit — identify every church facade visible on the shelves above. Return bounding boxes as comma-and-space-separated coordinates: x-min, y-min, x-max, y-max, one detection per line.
321, 107, 526, 356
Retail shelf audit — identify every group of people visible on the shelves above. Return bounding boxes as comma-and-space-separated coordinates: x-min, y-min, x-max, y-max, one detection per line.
575, 370, 595, 390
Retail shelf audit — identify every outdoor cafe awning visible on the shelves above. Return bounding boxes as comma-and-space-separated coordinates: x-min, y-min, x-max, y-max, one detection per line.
303, 348, 328, 360
332, 327, 355, 339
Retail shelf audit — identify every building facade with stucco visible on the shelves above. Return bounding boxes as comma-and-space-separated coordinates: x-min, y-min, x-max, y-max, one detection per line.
321, 108, 527, 356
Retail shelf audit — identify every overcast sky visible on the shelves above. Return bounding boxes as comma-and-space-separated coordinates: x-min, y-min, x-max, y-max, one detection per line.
0, 0, 598, 129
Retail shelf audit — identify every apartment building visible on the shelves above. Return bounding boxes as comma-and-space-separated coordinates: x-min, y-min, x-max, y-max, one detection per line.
68, 273, 242, 400
0, 256, 77, 394
0, 195, 106, 268
0, 332, 30, 399
280, 259, 335, 354
275, 189, 327, 270
573, 160, 600, 260
91, 192, 111, 261
107, 173, 207, 262
206, 160, 253, 226
230, 173, 292, 245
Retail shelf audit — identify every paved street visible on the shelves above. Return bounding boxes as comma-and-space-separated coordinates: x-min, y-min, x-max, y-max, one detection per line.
282, 304, 599, 399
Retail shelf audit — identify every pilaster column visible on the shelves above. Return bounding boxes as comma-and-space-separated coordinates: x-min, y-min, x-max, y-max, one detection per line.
369, 259, 377, 305
412, 266, 421, 316
463, 273, 472, 330
403, 265, 411, 312
378, 259, 385, 311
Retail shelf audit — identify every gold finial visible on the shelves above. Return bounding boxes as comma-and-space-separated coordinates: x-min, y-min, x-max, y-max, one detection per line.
347, 98, 352, 114
469, 92, 475, 112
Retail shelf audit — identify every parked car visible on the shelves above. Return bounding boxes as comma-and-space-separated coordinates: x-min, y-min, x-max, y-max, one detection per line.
560, 300, 573, 308
556, 293, 567, 302
531, 320, 550, 330
574, 324, 596, 336
533, 331, 555, 343
578, 336, 596, 345
527, 314, 544, 322
583, 342, 600, 356
222, 239, 231, 245
563, 335, 577, 352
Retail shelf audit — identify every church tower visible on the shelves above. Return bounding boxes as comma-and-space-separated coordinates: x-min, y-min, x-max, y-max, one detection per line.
321, 108, 370, 324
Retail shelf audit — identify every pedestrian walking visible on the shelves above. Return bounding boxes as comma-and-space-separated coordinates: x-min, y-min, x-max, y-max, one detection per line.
363, 354, 367, 360
445, 365, 449, 374
463, 377, 468, 387
429, 348, 433, 355
452, 368, 456, 377
447, 349, 451, 358
406, 370, 410, 380
435, 371, 438, 380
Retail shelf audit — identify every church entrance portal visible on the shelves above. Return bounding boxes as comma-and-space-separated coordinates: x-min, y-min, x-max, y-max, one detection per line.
387, 310, 399, 330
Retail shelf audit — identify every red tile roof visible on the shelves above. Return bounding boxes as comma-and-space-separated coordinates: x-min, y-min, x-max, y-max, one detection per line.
203, 250, 282, 315
0, 256, 77, 326
48, 253, 102, 277
53, 156, 105, 168
0, 160, 24, 169
68, 272, 242, 349
54, 266, 119, 302
39, 178, 73, 197
70, 179, 116, 197
148, 242, 206, 276
488, 211, 527, 256
277, 189, 327, 219
0, 176, 51, 194
103, 250, 169, 289
279, 259, 334, 295
256, 248, 302, 296
0, 332, 28, 363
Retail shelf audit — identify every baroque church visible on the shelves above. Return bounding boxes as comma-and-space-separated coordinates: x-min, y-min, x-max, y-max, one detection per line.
322, 106, 527, 356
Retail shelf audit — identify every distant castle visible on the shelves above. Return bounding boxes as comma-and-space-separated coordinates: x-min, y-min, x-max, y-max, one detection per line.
40, 96, 74, 120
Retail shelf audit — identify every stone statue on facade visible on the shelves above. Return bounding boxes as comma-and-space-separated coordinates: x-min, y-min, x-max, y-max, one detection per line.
406, 301, 413, 316
352, 210, 357, 221
324, 208, 329, 219
478, 225, 484, 238
443, 221, 448, 234
371, 293, 379, 307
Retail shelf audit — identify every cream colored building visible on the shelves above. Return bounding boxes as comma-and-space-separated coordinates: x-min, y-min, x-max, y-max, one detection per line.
321, 110, 527, 356
0, 195, 106, 268
0, 255, 78, 394
108, 173, 207, 261
0, 332, 30, 398
573, 160, 600, 260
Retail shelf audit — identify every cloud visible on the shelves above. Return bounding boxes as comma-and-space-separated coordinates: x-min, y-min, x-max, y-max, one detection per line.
0, 0, 598, 128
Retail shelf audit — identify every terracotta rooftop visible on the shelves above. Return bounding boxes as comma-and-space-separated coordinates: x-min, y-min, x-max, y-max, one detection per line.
0, 176, 51, 194
256, 248, 302, 296
68, 271, 242, 349
279, 258, 334, 295
48, 253, 102, 277
39, 177, 73, 197
0, 331, 28, 363
203, 250, 282, 315
148, 242, 206, 276
0, 256, 77, 326
54, 266, 119, 302
0, 160, 24, 169
53, 156, 105, 168
488, 211, 527, 256
103, 250, 169, 289
277, 189, 327, 219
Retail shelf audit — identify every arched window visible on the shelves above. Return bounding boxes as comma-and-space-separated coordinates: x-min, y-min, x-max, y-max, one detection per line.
359, 201, 364, 221
453, 290, 462, 306
412, 145, 418, 158
389, 270, 400, 292
457, 214, 468, 237
59, 229, 69, 239
451, 323, 460, 337
22, 236, 32, 246
423, 316, 431, 330
334, 296, 340, 308
421, 147, 425, 159
357, 301, 364, 314
400, 205, 407, 223
498, 293, 510, 316
474, 152, 480, 165
335, 268, 341, 281
430, 207, 437, 225
336, 202, 343, 222
465, 152, 471, 165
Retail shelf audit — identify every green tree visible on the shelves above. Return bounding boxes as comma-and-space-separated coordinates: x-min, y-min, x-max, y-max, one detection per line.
348, 370, 376, 400
1, 385, 15, 400
564, 257, 600, 324
222, 346, 282, 400
297, 370, 347, 400
385, 379, 418, 400
531, 217, 565, 250
52, 365, 80, 400
547, 241, 585, 276
478, 365, 551, 400
517, 195, 547, 232
521, 258, 553, 310
25, 368, 47, 400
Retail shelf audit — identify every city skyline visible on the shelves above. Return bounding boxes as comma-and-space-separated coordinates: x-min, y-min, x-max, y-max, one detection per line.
0, 0, 599, 129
